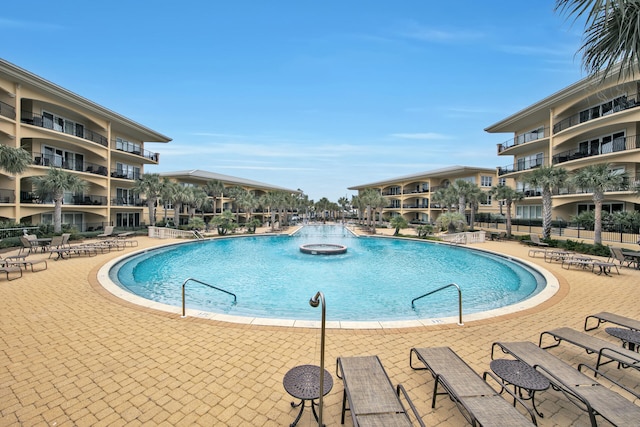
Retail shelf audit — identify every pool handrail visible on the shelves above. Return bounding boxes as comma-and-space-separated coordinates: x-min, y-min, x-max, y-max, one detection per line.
181, 277, 237, 318
411, 283, 463, 326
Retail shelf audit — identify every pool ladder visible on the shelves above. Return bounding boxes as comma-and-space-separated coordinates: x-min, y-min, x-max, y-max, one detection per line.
181, 278, 237, 318
411, 283, 463, 326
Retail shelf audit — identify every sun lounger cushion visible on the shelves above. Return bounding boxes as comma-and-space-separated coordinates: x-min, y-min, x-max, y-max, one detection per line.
585, 312, 640, 331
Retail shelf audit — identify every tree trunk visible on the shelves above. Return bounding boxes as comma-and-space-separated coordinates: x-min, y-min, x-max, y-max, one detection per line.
542, 189, 553, 239
147, 199, 156, 226
505, 200, 513, 238
593, 192, 603, 245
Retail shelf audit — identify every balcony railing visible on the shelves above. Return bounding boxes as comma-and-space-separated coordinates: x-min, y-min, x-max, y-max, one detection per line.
521, 177, 637, 198
498, 157, 546, 176
112, 198, 144, 207
114, 139, 159, 162
21, 111, 108, 147
32, 153, 109, 176
552, 98, 640, 134
20, 192, 107, 205
110, 168, 141, 180
498, 127, 549, 153
402, 204, 429, 209
552, 135, 640, 165
0, 100, 16, 120
0, 188, 15, 203
403, 189, 429, 194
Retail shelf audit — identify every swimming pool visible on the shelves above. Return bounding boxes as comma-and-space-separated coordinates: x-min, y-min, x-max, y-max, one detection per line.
105, 225, 555, 326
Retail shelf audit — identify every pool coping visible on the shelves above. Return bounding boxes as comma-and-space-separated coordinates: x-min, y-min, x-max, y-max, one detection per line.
96, 237, 560, 330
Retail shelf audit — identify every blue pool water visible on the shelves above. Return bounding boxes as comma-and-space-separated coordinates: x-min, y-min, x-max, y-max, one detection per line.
111, 225, 546, 321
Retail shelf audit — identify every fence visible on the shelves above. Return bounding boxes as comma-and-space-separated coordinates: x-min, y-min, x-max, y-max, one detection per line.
475, 220, 640, 245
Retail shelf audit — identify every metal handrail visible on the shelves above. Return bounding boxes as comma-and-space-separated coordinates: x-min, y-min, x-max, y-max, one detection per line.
181, 278, 236, 317
411, 283, 463, 325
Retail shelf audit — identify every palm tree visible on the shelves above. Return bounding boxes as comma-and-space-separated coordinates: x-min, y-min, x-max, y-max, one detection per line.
337, 196, 350, 220
159, 178, 180, 225
204, 179, 225, 215
0, 144, 32, 174
556, 0, 640, 81
389, 215, 408, 236
260, 191, 285, 231
133, 173, 163, 226
569, 163, 625, 244
31, 168, 88, 233
235, 190, 258, 223
465, 184, 485, 230
431, 186, 457, 212
189, 187, 211, 218
490, 185, 524, 238
451, 179, 475, 217
359, 188, 384, 227
521, 165, 569, 239
351, 195, 365, 224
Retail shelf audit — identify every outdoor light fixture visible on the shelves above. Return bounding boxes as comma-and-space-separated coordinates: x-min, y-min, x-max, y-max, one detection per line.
309, 291, 325, 427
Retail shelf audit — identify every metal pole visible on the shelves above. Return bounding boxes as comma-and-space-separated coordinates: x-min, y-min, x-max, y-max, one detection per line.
309, 291, 325, 427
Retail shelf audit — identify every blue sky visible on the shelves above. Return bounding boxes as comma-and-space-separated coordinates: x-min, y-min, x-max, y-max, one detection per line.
3, 1, 587, 202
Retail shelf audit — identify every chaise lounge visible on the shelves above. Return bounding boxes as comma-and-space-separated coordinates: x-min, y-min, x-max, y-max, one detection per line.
492, 341, 640, 427
410, 346, 536, 426
539, 327, 640, 373
584, 312, 640, 332
336, 355, 425, 426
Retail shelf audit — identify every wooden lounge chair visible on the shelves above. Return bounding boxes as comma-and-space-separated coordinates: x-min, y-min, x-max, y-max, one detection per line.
409, 347, 536, 426
539, 327, 640, 373
584, 312, 640, 331
336, 355, 425, 427
492, 341, 640, 427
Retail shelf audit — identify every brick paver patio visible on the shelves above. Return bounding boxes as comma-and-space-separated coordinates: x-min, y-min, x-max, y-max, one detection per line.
1, 233, 639, 426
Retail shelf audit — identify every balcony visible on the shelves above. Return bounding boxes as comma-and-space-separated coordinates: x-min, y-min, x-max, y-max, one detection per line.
21, 111, 108, 147
552, 98, 640, 134
0, 101, 16, 120
498, 127, 549, 153
110, 168, 140, 180
402, 188, 429, 194
19, 192, 107, 205
0, 188, 15, 203
32, 153, 109, 176
112, 198, 144, 207
114, 139, 159, 162
551, 178, 636, 197
552, 135, 639, 165
402, 204, 429, 209
498, 157, 545, 176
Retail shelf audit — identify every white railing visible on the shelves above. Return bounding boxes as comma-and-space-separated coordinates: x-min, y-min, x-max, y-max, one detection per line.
148, 226, 200, 239
440, 231, 486, 245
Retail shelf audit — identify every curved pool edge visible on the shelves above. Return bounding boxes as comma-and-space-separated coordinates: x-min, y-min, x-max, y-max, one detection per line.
96, 238, 561, 330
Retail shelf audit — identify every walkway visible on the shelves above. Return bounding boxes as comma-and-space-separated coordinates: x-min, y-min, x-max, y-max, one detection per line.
1, 235, 639, 426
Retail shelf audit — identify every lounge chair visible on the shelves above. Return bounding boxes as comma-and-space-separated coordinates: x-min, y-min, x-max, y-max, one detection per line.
561, 256, 619, 276
97, 225, 115, 238
492, 341, 640, 427
584, 312, 640, 331
0, 265, 22, 280
539, 327, 640, 373
336, 355, 425, 427
1, 254, 47, 272
523, 235, 549, 247
608, 246, 638, 268
409, 347, 536, 426
18, 235, 36, 255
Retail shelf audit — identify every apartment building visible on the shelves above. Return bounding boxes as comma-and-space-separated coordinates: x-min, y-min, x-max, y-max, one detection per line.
348, 165, 500, 224
0, 59, 171, 231
159, 169, 300, 225
486, 71, 640, 222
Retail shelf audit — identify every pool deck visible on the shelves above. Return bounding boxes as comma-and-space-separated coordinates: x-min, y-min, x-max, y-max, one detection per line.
1, 230, 639, 426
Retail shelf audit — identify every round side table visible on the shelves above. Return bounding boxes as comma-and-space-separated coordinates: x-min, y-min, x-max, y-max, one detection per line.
283, 365, 333, 427
490, 359, 550, 418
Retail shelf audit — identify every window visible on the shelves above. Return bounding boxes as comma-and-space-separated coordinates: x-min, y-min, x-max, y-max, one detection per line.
116, 137, 141, 155
41, 145, 85, 171
516, 205, 542, 219
480, 176, 493, 187
577, 203, 624, 214
517, 153, 543, 171
116, 188, 138, 206
116, 212, 140, 227
480, 194, 492, 205
42, 213, 84, 229
498, 178, 506, 186
115, 162, 140, 180
42, 110, 85, 138
576, 131, 626, 156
